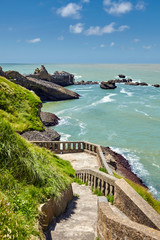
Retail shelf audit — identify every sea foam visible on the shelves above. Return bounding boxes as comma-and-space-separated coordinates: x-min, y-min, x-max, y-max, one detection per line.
91, 93, 117, 106
111, 147, 149, 178
120, 88, 133, 97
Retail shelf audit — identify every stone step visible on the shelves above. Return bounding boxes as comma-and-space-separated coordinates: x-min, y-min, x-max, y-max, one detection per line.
45, 183, 98, 240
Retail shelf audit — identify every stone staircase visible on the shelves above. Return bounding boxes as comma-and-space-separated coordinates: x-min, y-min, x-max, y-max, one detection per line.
45, 183, 98, 240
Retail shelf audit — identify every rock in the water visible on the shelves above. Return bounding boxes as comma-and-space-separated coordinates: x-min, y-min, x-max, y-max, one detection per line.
153, 84, 160, 88
4, 69, 79, 101
139, 82, 148, 86
52, 71, 75, 86
40, 112, 60, 126
118, 74, 126, 78
27, 66, 75, 86
100, 81, 117, 89
125, 82, 140, 86
20, 127, 60, 141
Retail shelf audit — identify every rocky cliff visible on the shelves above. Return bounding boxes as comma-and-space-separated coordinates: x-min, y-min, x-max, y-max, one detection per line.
27, 65, 75, 86
1, 68, 79, 101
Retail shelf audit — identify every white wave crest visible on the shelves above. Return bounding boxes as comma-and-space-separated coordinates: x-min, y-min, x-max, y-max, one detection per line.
78, 121, 87, 136
120, 88, 133, 97
111, 147, 149, 177
148, 185, 158, 196
58, 117, 71, 126
135, 109, 149, 117
59, 133, 71, 141
91, 94, 117, 106
75, 75, 82, 80
152, 163, 160, 169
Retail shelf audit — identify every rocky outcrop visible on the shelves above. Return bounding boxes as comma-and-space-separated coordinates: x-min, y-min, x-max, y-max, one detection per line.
27, 65, 75, 86
153, 84, 160, 88
139, 82, 148, 86
101, 146, 147, 187
125, 82, 140, 86
40, 112, 60, 127
118, 74, 126, 78
100, 81, 117, 89
52, 71, 74, 86
125, 81, 148, 86
25, 77, 79, 101
20, 127, 60, 141
74, 80, 99, 85
2, 68, 79, 101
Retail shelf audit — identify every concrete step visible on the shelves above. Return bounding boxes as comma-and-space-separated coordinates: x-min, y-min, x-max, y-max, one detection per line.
45, 183, 98, 240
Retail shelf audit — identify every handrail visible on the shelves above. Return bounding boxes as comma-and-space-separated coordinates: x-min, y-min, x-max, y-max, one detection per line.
31, 140, 113, 175
75, 168, 116, 196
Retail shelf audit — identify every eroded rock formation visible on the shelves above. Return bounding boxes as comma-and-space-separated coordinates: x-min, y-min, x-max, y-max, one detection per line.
27, 65, 75, 86
100, 80, 117, 89
0, 68, 79, 101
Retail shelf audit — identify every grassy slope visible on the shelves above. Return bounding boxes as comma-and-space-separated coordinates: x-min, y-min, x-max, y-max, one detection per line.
0, 77, 75, 239
0, 76, 43, 132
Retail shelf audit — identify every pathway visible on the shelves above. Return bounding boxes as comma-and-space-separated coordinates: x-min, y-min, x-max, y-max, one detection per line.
45, 152, 99, 240
57, 152, 99, 170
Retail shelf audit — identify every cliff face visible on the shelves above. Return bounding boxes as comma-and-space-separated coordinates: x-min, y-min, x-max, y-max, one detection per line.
27, 65, 75, 86
3, 70, 79, 101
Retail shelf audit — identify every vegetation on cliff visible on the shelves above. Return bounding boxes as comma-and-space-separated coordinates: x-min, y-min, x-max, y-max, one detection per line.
0, 76, 43, 132
113, 172, 160, 214
0, 77, 75, 239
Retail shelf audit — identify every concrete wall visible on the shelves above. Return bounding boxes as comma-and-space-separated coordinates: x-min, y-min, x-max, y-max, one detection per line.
98, 202, 160, 240
114, 178, 160, 230
39, 185, 73, 230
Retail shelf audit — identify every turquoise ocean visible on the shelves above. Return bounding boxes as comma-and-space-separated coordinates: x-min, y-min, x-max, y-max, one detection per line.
1, 64, 160, 199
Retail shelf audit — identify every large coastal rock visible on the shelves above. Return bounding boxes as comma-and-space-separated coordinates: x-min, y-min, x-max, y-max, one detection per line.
20, 127, 60, 141
100, 80, 117, 89
40, 112, 60, 126
27, 65, 75, 86
3, 69, 79, 101
52, 71, 74, 86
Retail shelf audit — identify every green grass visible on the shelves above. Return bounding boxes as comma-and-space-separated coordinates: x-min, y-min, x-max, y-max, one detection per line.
113, 172, 160, 214
73, 178, 83, 185
107, 194, 114, 204
0, 76, 43, 132
0, 119, 75, 239
99, 167, 107, 173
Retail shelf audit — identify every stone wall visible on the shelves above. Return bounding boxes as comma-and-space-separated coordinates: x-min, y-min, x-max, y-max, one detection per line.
97, 202, 160, 240
114, 178, 160, 230
39, 185, 73, 230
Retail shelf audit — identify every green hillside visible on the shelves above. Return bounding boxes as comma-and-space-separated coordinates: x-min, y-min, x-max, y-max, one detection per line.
0, 77, 74, 239
0, 76, 43, 132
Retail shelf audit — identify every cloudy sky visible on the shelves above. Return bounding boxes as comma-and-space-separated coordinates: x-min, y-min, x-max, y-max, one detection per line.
0, 0, 159, 63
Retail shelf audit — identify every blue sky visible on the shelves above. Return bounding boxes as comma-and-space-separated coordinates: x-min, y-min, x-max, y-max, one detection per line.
0, 0, 160, 63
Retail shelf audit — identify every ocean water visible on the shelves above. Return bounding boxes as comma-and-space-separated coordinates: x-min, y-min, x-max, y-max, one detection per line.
1, 63, 160, 199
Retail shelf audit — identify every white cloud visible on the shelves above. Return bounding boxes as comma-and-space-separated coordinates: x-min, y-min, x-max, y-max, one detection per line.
104, 0, 132, 15
110, 42, 115, 47
100, 44, 105, 48
85, 22, 129, 36
82, 0, 90, 2
69, 23, 84, 34
27, 38, 41, 43
143, 45, 152, 50
103, 22, 116, 33
58, 35, 64, 40
85, 26, 101, 36
135, 1, 146, 11
57, 3, 82, 19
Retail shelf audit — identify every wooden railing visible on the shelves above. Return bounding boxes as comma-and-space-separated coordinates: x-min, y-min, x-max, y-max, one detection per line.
75, 169, 116, 196
31, 140, 113, 175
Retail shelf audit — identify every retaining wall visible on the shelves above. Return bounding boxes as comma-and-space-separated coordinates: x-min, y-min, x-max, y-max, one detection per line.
39, 185, 73, 230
